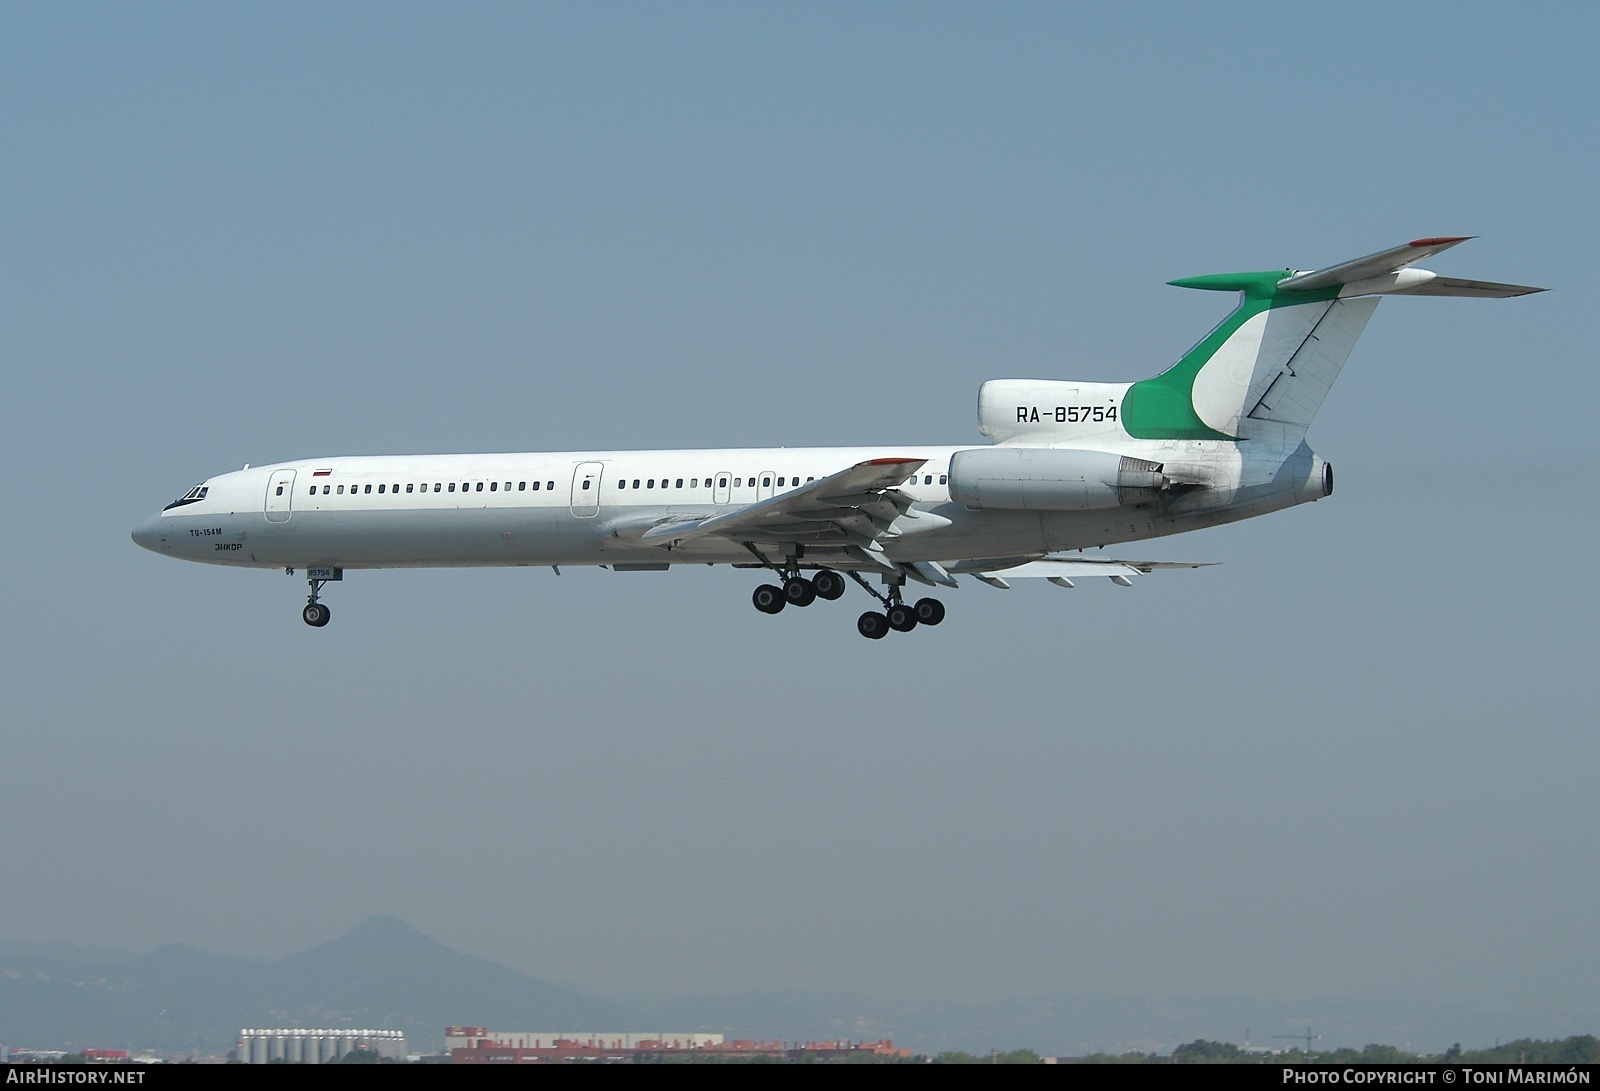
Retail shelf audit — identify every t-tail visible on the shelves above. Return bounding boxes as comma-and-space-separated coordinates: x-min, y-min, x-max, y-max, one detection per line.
1119, 237, 1544, 444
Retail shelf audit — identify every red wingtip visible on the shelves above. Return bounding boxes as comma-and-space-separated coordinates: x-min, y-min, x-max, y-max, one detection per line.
1409, 236, 1473, 247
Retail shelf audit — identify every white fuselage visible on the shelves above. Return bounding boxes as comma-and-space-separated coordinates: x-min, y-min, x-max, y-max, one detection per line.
130, 437, 1326, 573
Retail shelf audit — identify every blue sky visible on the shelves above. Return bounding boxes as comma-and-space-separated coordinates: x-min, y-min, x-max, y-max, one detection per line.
3, 2, 1596, 1040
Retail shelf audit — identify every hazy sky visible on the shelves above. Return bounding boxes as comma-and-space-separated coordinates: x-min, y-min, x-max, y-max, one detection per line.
4, 1, 1596, 1033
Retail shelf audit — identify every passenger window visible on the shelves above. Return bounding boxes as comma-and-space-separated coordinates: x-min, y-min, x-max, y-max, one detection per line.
449, 483, 456, 493
276, 486, 284, 496
924, 475, 932, 485
475, 482, 483, 492
734, 478, 742, 487
378, 484, 385, 493
504, 481, 511, 491
676, 478, 683, 488
364, 484, 372, 494
762, 477, 771, 487
433, 483, 441, 492
647, 479, 654, 489
490, 481, 497, 491
582, 480, 590, 490
532, 481, 540, 490
547, 481, 554, 490
308, 487, 314, 495
518, 482, 526, 491
718, 477, 728, 487
633, 479, 640, 488
323, 485, 330, 495
940, 474, 947, 484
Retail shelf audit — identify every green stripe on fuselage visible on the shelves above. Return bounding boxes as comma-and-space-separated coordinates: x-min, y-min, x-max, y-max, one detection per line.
1121, 270, 1339, 440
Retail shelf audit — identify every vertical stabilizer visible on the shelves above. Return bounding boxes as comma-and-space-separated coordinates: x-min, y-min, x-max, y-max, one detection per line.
1120, 271, 1357, 442
1119, 239, 1542, 444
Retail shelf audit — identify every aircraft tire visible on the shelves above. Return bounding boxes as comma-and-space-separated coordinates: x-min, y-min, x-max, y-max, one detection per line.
886, 604, 918, 632
752, 585, 786, 614
913, 597, 946, 626
783, 576, 817, 607
812, 570, 846, 600
857, 611, 889, 640
302, 603, 331, 627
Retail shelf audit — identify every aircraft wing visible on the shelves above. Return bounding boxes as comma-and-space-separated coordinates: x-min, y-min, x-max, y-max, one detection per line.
948, 555, 1214, 589
637, 457, 927, 561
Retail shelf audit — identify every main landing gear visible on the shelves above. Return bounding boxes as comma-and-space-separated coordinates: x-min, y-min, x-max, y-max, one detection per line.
751, 568, 847, 615
849, 572, 945, 641
746, 553, 945, 639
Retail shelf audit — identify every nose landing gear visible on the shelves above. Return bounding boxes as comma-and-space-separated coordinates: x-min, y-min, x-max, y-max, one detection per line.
292, 567, 341, 627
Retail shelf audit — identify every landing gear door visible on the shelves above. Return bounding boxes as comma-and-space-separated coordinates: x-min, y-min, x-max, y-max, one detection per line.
265, 469, 297, 523
570, 462, 604, 517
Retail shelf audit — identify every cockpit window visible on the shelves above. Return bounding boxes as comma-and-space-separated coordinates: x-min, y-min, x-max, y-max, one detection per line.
163, 485, 209, 511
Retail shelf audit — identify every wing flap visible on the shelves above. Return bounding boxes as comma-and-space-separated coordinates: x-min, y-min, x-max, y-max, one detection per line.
951, 554, 1214, 586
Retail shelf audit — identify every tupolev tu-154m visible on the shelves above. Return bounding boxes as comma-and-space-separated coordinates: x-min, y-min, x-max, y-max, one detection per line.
133, 237, 1541, 638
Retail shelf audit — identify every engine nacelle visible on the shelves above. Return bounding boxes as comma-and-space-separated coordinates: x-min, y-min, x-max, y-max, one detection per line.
948, 447, 1174, 511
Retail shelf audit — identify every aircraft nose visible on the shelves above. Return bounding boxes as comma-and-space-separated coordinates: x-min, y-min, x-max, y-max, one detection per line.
131, 514, 168, 553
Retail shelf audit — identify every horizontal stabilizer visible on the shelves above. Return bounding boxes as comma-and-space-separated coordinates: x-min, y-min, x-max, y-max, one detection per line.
1277, 237, 1474, 292
1388, 275, 1545, 298
1277, 237, 1545, 297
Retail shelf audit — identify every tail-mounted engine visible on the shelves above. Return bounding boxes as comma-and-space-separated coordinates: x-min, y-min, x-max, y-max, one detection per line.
948, 447, 1198, 511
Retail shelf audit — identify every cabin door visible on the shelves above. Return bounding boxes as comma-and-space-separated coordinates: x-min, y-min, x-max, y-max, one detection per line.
265, 469, 297, 523
570, 462, 604, 517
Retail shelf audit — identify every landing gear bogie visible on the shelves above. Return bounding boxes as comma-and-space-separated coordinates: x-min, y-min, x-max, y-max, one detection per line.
886, 603, 918, 632
857, 611, 889, 640
812, 570, 846, 600
783, 575, 817, 607
752, 584, 787, 614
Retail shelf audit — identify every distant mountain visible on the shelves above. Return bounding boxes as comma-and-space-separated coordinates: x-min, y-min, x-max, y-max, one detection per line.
0, 917, 640, 1056
4, 920, 1595, 1059
266, 916, 640, 1038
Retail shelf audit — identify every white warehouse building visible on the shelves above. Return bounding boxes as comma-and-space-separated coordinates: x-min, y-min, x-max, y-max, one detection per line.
237, 1028, 406, 1064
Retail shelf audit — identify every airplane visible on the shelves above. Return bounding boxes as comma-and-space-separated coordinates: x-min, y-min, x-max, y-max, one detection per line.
132, 237, 1542, 639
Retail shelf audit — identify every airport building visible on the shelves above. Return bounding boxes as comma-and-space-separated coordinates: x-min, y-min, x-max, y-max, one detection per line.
446, 1027, 909, 1063
236, 1028, 406, 1064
